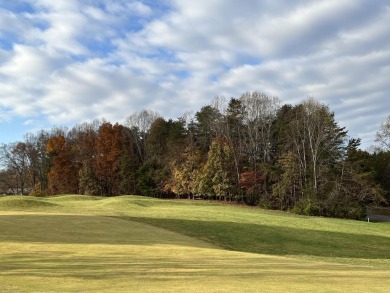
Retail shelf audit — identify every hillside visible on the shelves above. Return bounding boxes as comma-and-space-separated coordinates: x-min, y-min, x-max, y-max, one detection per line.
0, 195, 389, 292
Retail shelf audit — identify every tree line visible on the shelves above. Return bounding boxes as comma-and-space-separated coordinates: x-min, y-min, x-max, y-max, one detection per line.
1, 92, 389, 219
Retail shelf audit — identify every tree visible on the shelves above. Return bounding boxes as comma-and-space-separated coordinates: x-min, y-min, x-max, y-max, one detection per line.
239, 170, 266, 204
146, 118, 169, 162
0, 93, 384, 219
171, 143, 203, 198
240, 92, 280, 164
47, 134, 79, 195
136, 161, 158, 197
371, 115, 390, 202
198, 137, 235, 200
79, 160, 99, 195
370, 151, 390, 203
272, 151, 300, 210
287, 99, 347, 199
302, 98, 346, 192
145, 117, 187, 196
0, 142, 31, 195
327, 139, 386, 219
24, 131, 51, 194
125, 110, 160, 162
225, 98, 245, 196
120, 127, 141, 195
94, 123, 123, 196
238, 92, 280, 202
191, 105, 223, 153
0, 169, 18, 194
375, 114, 390, 151
269, 99, 352, 215
70, 120, 101, 195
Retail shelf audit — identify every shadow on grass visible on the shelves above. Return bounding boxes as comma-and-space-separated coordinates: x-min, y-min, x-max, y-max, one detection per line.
0, 214, 206, 248
119, 216, 390, 260
0, 213, 389, 260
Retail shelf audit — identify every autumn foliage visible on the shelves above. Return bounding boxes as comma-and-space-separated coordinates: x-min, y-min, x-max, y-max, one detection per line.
0, 93, 389, 220
239, 171, 266, 195
94, 123, 123, 196
47, 134, 79, 195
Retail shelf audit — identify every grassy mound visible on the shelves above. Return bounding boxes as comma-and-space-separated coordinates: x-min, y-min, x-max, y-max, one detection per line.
0, 195, 389, 292
0, 196, 58, 209
30, 196, 390, 266
50, 194, 103, 202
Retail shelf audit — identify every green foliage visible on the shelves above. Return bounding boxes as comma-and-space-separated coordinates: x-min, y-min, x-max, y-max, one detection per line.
272, 152, 300, 210
136, 162, 158, 197
191, 105, 222, 153
78, 161, 99, 195
292, 198, 321, 216
371, 151, 390, 202
133, 160, 169, 198
197, 137, 235, 199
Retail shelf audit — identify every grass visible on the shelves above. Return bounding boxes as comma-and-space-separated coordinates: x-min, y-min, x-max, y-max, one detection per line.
0, 195, 389, 292
0, 196, 59, 209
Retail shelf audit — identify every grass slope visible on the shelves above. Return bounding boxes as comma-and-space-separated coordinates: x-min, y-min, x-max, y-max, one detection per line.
0, 196, 58, 209
0, 195, 389, 292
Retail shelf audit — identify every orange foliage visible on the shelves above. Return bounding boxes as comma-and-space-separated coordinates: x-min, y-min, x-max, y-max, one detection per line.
94, 123, 123, 196
47, 135, 79, 195
46, 135, 66, 155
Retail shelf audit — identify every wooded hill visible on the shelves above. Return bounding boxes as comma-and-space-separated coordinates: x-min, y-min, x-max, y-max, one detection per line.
1, 92, 389, 219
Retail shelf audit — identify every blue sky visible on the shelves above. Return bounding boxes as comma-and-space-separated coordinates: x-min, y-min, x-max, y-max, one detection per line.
0, 0, 389, 149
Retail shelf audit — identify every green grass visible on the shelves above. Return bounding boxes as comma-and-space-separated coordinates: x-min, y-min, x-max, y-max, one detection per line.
0, 195, 389, 292
0, 196, 59, 209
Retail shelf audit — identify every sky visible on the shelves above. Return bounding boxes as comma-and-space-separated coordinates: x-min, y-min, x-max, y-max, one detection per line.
0, 0, 389, 149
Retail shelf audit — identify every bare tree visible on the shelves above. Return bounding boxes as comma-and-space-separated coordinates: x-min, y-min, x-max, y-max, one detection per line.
125, 110, 160, 162
375, 114, 390, 151
211, 96, 228, 138
24, 130, 51, 193
240, 91, 280, 164
0, 142, 30, 194
288, 98, 347, 197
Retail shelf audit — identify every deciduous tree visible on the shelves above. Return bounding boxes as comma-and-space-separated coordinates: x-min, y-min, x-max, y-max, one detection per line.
125, 110, 160, 162
47, 134, 79, 195
375, 114, 390, 151
94, 123, 123, 196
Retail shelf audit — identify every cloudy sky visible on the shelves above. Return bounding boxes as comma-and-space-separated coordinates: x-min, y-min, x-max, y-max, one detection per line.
0, 0, 389, 149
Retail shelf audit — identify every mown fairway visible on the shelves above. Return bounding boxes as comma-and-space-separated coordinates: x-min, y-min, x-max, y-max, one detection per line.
0, 195, 389, 292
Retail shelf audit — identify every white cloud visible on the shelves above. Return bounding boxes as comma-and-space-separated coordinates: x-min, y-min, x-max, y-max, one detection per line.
1, 45, 63, 79
0, 8, 31, 37
0, 0, 389, 148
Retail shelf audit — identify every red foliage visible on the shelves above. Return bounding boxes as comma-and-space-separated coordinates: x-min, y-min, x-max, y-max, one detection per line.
239, 171, 266, 191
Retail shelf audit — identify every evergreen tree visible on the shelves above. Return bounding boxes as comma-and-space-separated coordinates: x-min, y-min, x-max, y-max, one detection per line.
198, 137, 235, 200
